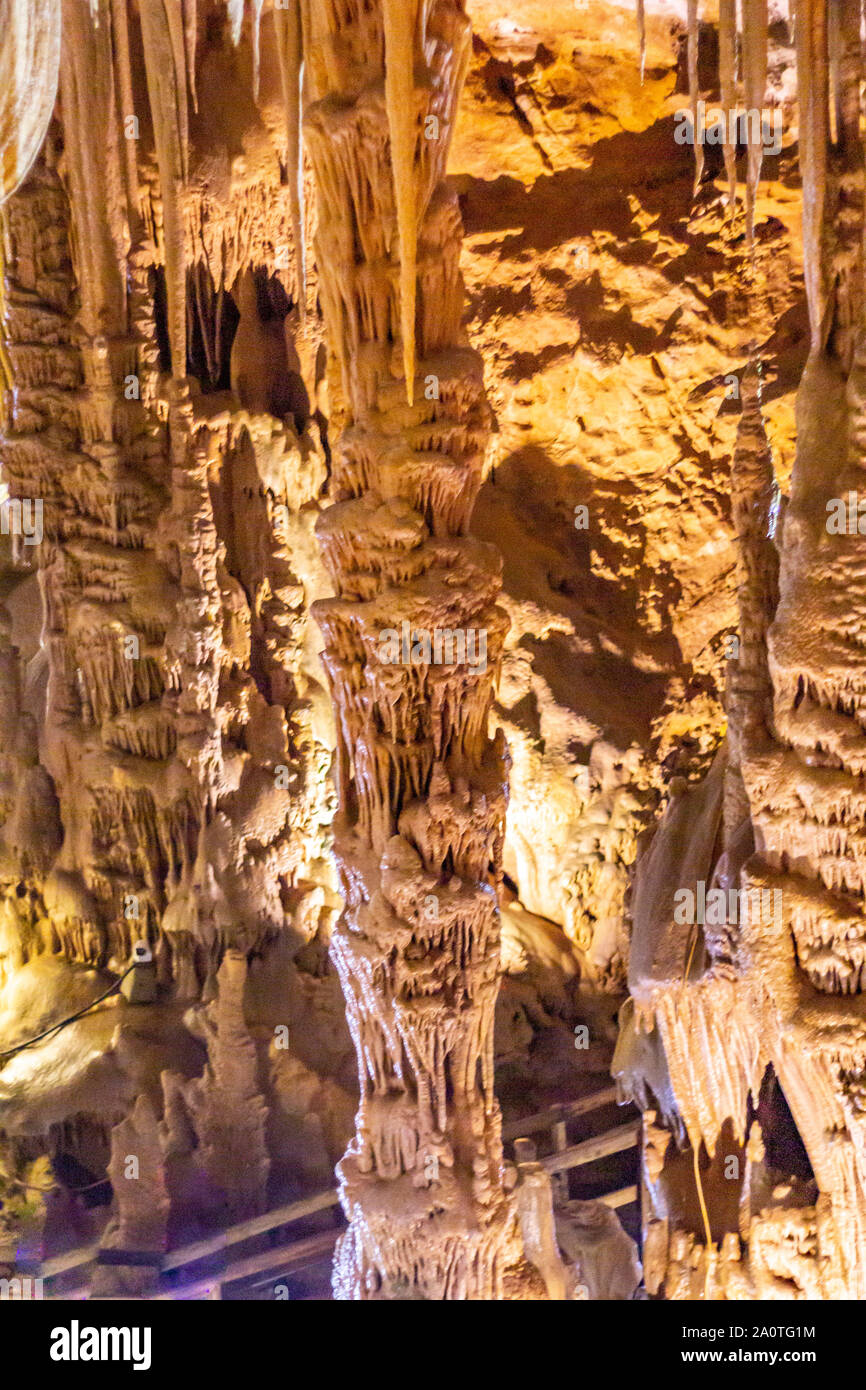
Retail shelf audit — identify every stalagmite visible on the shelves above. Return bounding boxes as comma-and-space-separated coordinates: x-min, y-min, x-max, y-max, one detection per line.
164, 950, 270, 1218
92, 1096, 169, 1297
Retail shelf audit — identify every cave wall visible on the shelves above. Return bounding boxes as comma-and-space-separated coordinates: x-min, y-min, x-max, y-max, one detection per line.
0, 0, 356, 1290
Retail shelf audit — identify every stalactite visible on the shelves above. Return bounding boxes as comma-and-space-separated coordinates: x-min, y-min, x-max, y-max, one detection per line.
183, 0, 198, 113
635, 0, 646, 84
827, 0, 840, 146
164, 0, 191, 181
274, 0, 306, 321
227, 0, 244, 49
109, 0, 144, 240
723, 361, 778, 850
742, 0, 768, 248
251, 0, 264, 100
59, 0, 128, 339
687, 0, 703, 191
795, 0, 829, 348
718, 0, 737, 213
382, 0, 419, 406
139, 0, 188, 376
836, 0, 860, 161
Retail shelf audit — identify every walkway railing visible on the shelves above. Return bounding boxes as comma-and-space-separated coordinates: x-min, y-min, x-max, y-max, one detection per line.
35, 1085, 639, 1299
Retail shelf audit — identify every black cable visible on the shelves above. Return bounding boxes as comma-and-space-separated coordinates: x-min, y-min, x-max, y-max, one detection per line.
0, 966, 134, 1063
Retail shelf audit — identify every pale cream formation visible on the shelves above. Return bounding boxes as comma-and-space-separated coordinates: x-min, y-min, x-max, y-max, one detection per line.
301, 0, 552, 1300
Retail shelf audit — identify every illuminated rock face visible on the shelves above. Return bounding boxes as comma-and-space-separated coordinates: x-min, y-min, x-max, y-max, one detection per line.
7, 0, 866, 1305
301, 0, 541, 1300
0, 0, 348, 1291
622, 0, 866, 1303
0, 0, 575, 1301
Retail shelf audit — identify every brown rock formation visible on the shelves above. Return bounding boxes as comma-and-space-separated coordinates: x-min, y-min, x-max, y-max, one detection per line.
623, 0, 866, 1302
0, 0, 347, 1298
12, 0, 866, 1308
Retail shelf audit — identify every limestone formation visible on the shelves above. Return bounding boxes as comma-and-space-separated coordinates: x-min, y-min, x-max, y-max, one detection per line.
301, 0, 547, 1301
6, 0, 866, 1309
623, 0, 866, 1303
0, 0, 343, 1298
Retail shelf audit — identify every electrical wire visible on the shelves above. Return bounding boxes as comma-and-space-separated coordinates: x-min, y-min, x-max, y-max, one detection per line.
0, 966, 134, 1063
680, 918, 714, 1298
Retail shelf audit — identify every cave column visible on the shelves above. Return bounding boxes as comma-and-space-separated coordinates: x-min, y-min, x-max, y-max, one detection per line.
299, 0, 543, 1299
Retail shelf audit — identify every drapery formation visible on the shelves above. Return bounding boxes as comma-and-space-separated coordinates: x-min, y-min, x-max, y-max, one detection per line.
0, 0, 61, 205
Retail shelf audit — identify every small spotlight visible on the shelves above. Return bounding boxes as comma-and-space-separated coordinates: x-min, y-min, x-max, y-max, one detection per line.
120, 941, 157, 1005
